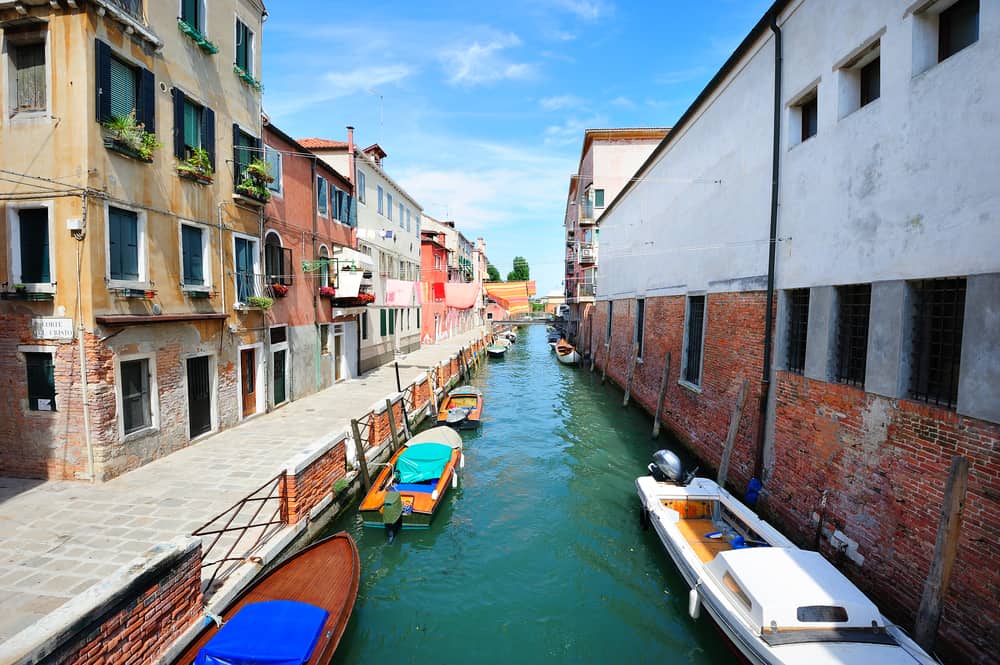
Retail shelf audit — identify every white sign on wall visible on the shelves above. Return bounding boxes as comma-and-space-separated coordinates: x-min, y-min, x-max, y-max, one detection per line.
30, 318, 75, 340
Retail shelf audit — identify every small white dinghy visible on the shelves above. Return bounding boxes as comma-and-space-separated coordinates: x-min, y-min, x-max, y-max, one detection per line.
636, 450, 937, 665
554, 339, 579, 365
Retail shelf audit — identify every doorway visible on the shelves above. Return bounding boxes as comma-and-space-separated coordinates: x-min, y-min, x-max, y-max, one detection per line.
240, 348, 256, 418
333, 325, 344, 382
187, 355, 212, 438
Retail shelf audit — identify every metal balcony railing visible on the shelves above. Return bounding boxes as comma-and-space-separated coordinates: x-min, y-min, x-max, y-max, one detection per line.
579, 202, 595, 225
578, 282, 596, 298
578, 243, 597, 264
235, 272, 267, 306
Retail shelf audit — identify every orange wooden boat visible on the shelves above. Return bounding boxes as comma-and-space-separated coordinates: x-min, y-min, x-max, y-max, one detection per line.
172, 532, 360, 665
436, 385, 484, 429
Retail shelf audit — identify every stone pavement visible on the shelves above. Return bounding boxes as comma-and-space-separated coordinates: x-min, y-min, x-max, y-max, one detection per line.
0, 329, 486, 644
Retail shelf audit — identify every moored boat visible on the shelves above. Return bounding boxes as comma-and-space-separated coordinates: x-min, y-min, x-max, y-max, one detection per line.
359, 427, 464, 534
487, 344, 508, 358
437, 385, 484, 429
636, 451, 938, 665
172, 532, 360, 665
555, 339, 579, 365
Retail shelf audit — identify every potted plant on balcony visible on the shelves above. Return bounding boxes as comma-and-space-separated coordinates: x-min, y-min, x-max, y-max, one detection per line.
319, 286, 336, 298
270, 283, 288, 298
103, 111, 161, 162
177, 147, 214, 184
244, 295, 273, 310
235, 158, 273, 203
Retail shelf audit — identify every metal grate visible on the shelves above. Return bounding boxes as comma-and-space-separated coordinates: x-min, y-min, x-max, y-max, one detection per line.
786, 289, 810, 374
909, 278, 966, 409
835, 284, 871, 387
684, 296, 705, 385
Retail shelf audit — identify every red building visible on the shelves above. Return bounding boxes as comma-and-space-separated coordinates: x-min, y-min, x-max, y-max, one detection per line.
420, 229, 449, 343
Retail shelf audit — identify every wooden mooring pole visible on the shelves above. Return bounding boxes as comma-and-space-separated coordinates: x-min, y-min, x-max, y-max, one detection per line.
600, 342, 610, 384
623, 340, 639, 407
386, 399, 403, 453
914, 455, 969, 653
652, 351, 672, 438
350, 418, 372, 491
716, 379, 750, 490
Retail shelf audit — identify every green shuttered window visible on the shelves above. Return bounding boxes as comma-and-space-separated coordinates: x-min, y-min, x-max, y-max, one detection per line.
236, 20, 252, 73
121, 359, 151, 434
181, 225, 204, 285
18, 208, 50, 284
317, 177, 328, 215
108, 207, 140, 282
181, 0, 200, 29
183, 99, 202, 152
26, 353, 56, 411
380, 309, 387, 337
109, 56, 138, 121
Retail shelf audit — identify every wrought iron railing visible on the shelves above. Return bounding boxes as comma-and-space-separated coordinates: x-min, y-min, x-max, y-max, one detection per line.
235, 271, 267, 306
578, 282, 596, 298
191, 472, 286, 593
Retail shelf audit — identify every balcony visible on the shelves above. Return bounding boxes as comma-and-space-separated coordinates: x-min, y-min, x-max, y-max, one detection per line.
579, 202, 595, 226
577, 281, 596, 301
234, 272, 271, 310
578, 243, 596, 265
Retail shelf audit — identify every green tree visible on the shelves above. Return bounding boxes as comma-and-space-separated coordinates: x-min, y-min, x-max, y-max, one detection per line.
506, 256, 530, 282
487, 263, 501, 281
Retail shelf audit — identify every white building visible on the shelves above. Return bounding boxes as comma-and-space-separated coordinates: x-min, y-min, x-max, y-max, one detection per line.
592, 1, 998, 662
302, 132, 423, 372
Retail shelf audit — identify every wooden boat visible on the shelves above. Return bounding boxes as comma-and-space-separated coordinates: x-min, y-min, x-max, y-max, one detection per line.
503, 330, 517, 343
172, 532, 360, 665
555, 339, 579, 365
486, 344, 507, 358
548, 341, 558, 351
359, 427, 464, 532
437, 385, 484, 429
636, 451, 937, 665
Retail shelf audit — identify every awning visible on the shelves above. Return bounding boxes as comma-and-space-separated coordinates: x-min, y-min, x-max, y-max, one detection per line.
333, 246, 375, 268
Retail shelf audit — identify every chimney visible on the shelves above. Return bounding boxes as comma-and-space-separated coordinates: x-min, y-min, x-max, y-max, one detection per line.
346, 125, 356, 188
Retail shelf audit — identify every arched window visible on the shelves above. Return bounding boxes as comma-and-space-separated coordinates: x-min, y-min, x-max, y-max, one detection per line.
318, 245, 330, 286
264, 231, 291, 286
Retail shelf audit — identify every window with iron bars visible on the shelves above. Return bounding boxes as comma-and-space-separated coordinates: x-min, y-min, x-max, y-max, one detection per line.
683, 295, 706, 385
786, 289, 809, 374
835, 284, 871, 387
909, 278, 965, 409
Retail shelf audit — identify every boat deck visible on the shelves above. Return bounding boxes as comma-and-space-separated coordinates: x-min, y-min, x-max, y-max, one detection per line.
675, 518, 733, 563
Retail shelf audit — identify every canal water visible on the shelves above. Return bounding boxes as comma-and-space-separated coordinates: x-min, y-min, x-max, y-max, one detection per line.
321, 325, 732, 664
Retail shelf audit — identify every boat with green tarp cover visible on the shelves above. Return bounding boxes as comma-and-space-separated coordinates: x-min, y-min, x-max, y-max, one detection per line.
358, 427, 464, 533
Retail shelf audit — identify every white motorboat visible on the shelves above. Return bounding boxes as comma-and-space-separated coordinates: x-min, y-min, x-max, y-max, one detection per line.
636, 451, 937, 665
554, 340, 579, 365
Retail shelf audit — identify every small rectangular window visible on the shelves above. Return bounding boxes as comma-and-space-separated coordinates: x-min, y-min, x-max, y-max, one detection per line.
406, 209, 412, 232
683, 295, 706, 385
797, 606, 848, 623
121, 358, 151, 434
635, 298, 645, 359
182, 98, 203, 154
377, 185, 384, 215
265, 146, 282, 193
108, 206, 140, 282
387, 193, 393, 220
909, 278, 965, 408
399, 202, 404, 229
835, 284, 871, 387
25, 352, 55, 411
181, 224, 205, 286
317, 176, 328, 216
606, 301, 613, 342
357, 170, 366, 204
270, 325, 287, 345
594, 189, 605, 208
17, 208, 50, 284
362, 311, 369, 340
799, 95, 818, 142
859, 57, 880, 107
10, 40, 46, 114
235, 19, 253, 74
181, 0, 201, 30
939, 0, 979, 62
786, 289, 810, 374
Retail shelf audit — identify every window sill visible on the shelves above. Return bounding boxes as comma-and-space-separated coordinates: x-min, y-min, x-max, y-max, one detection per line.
123, 425, 159, 443
108, 280, 151, 291
178, 169, 214, 185
104, 138, 153, 163
678, 379, 703, 395
9, 111, 51, 123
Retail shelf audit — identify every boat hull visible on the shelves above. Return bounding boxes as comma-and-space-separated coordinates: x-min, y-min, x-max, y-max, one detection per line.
556, 350, 579, 364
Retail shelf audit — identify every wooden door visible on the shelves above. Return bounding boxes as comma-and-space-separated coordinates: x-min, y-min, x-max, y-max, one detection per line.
240, 348, 256, 417
187, 356, 212, 438
333, 333, 343, 382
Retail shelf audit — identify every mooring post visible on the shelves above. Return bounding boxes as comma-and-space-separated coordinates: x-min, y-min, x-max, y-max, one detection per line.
426, 370, 439, 417
397, 392, 413, 439
652, 351, 672, 438
914, 455, 970, 653
350, 418, 372, 491
601, 341, 610, 384
386, 399, 402, 452
623, 340, 638, 407
717, 379, 750, 490
394, 361, 402, 392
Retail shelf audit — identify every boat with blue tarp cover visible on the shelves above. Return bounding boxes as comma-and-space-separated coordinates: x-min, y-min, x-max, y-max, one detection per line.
170, 533, 359, 665
358, 426, 464, 534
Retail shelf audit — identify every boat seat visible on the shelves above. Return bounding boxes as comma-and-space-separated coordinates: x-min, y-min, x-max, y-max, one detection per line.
676, 518, 733, 563
392, 482, 439, 494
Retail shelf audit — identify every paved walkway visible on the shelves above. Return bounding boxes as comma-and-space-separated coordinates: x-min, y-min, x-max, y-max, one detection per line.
0, 329, 486, 644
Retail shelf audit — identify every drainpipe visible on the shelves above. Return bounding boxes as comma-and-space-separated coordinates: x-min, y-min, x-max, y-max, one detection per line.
346, 126, 356, 186
76, 192, 96, 481
755, 13, 782, 482
310, 154, 321, 390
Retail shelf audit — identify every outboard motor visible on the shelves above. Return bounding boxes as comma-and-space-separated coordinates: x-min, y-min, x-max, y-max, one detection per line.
648, 449, 696, 486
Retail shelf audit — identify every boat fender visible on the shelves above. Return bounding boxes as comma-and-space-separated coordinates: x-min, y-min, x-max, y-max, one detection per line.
432, 489, 440, 500
452, 472, 459, 489
688, 588, 701, 620
460, 453, 466, 469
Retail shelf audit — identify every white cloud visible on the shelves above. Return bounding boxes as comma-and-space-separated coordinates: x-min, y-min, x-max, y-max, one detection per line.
550, 0, 612, 20
609, 95, 634, 108
325, 65, 414, 94
440, 34, 536, 85
540, 95, 584, 111
543, 115, 608, 147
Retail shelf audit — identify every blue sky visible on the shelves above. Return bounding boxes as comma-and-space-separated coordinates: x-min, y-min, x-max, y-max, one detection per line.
262, 0, 772, 295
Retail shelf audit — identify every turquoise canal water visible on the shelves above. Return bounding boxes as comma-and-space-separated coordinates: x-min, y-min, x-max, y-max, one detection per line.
321, 325, 733, 664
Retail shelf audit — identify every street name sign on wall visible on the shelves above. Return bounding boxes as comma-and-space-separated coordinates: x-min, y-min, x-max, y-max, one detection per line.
31, 318, 75, 340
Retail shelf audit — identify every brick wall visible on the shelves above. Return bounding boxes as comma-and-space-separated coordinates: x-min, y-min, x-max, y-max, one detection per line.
592, 292, 767, 492
51, 543, 202, 665
284, 439, 347, 524
765, 372, 1000, 664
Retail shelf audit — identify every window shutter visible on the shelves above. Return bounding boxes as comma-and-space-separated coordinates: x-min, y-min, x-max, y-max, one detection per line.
232, 123, 242, 182
137, 66, 155, 132
95, 39, 112, 123
348, 195, 357, 227
124, 213, 139, 281
281, 247, 293, 286
172, 88, 186, 159
380, 309, 387, 336
201, 107, 215, 169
